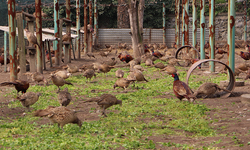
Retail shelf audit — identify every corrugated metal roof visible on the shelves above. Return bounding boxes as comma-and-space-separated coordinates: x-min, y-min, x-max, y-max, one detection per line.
42, 28, 79, 39
0, 26, 79, 41
98, 28, 219, 47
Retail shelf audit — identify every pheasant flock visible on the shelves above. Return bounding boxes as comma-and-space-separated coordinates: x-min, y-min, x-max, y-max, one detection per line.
0, 42, 249, 132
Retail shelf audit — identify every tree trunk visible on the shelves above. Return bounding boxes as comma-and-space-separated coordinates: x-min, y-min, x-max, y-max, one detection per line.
128, 0, 144, 58
117, 0, 130, 28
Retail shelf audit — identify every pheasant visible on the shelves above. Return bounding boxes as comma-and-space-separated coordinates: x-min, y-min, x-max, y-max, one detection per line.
113, 78, 135, 90
54, 70, 71, 79
194, 83, 232, 98
25, 28, 40, 50
161, 65, 177, 75
172, 73, 196, 103
115, 69, 124, 78
58, 88, 71, 107
34, 106, 82, 132
67, 65, 79, 73
83, 94, 122, 117
0, 80, 29, 95
82, 69, 96, 82
50, 74, 73, 92
133, 69, 148, 82
153, 62, 165, 69
62, 32, 71, 42
86, 53, 95, 59
25, 72, 47, 85
17, 92, 42, 111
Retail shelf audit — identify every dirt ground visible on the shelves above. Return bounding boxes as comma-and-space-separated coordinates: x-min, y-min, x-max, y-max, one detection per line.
1, 47, 250, 149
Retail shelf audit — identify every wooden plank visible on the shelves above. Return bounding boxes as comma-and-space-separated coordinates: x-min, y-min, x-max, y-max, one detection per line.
43, 40, 46, 70
66, 20, 71, 63
62, 18, 72, 23
4, 32, 7, 72
27, 21, 36, 72
16, 12, 27, 80
64, 43, 70, 63
47, 40, 53, 67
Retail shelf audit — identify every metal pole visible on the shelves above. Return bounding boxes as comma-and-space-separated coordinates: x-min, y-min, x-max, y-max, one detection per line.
94, 0, 98, 45
200, 0, 205, 60
36, 0, 43, 73
84, 0, 87, 54
175, 0, 180, 48
244, 0, 247, 44
66, 0, 71, 63
192, 0, 197, 48
76, 0, 80, 59
54, 0, 59, 65
8, 0, 17, 81
89, 0, 93, 52
4, 32, 7, 73
228, 0, 235, 73
66, 0, 70, 19
209, 0, 215, 72
181, 0, 185, 46
163, 2, 166, 45
184, 0, 189, 53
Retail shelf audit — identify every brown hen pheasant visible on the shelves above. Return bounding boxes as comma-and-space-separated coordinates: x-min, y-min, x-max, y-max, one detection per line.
83, 94, 122, 117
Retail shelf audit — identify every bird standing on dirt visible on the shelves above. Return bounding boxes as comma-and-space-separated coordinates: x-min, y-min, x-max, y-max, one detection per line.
172, 42, 177, 49
80, 64, 94, 71
102, 57, 117, 66
17, 92, 42, 111
215, 53, 225, 61
172, 73, 196, 103
25, 28, 40, 50
189, 58, 201, 69
83, 94, 122, 117
118, 53, 134, 63
67, 65, 79, 73
145, 58, 154, 66
151, 49, 163, 58
153, 62, 165, 69
239, 51, 250, 61
204, 41, 209, 49
25, 72, 47, 85
50, 74, 73, 92
245, 68, 250, 80
54, 70, 71, 79
86, 53, 95, 59
133, 65, 145, 72
133, 69, 148, 82
113, 78, 135, 90
193, 83, 232, 98
58, 88, 71, 107
0, 80, 29, 95
215, 47, 227, 54
245, 44, 250, 52
236, 63, 250, 71
0, 55, 10, 65
99, 50, 111, 57
97, 64, 115, 76
34, 106, 82, 132
161, 65, 177, 75
82, 69, 96, 82
115, 69, 124, 78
